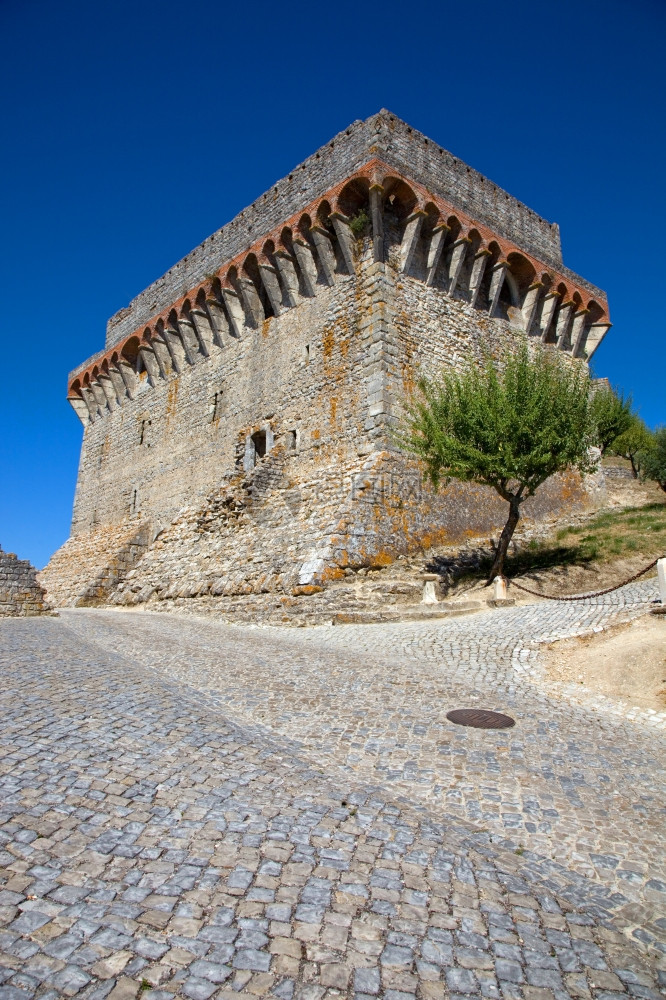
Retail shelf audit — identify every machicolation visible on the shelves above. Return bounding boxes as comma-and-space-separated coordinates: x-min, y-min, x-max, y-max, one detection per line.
42, 110, 612, 614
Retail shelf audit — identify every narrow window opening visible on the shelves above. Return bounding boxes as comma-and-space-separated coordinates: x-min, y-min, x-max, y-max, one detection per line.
286, 430, 297, 452
131, 490, 138, 514
139, 418, 151, 446
251, 430, 267, 460
304, 344, 310, 362
211, 390, 223, 421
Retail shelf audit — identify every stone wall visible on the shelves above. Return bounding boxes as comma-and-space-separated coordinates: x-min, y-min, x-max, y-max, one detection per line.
39, 522, 151, 608
0, 547, 51, 616
50, 241, 603, 607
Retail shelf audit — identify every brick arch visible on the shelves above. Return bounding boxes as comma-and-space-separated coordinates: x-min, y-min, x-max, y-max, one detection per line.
261, 238, 276, 264
121, 336, 140, 367
225, 264, 239, 289
586, 299, 605, 322
297, 213, 313, 239
506, 252, 536, 294
335, 177, 370, 218
381, 176, 418, 220
443, 215, 461, 242
241, 254, 263, 296
243, 251, 274, 319
279, 226, 295, 252
316, 199, 332, 227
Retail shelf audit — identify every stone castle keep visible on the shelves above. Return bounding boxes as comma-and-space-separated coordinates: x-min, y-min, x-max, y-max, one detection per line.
42, 111, 611, 610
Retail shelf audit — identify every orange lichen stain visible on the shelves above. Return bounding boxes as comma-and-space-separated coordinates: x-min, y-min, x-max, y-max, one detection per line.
262, 317, 272, 338
139, 369, 148, 381
311, 428, 320, 440
322, 324, 335, 359
164, 378, 180, 431
319, 565, 346, 583
292, 584, 323, 596
367, 550, 394, 568
330, 396, 338, 425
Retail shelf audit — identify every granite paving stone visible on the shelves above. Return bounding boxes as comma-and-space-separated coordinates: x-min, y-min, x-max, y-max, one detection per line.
0, 581, 664, 997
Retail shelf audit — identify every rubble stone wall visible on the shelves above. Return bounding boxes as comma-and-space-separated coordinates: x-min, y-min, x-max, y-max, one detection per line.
71, 270, 366, 539
0, 548, 50, 616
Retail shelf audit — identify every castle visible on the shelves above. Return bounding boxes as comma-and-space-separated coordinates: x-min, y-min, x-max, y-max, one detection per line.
41, 111, 611, 613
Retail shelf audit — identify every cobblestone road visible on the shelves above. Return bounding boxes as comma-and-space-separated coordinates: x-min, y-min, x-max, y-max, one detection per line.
0, 581, 664, 999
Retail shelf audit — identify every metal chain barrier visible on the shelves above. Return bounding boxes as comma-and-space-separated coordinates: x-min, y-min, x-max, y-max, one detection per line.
505, 556, 660, 602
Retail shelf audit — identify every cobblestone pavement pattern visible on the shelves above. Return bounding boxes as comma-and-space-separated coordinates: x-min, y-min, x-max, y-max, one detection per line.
0, 582, 662, 1000
59, 581, 666, 930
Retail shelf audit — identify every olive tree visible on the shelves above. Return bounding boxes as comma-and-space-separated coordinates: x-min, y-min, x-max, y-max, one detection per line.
399, 341, 596, 581
639, 427, 666, 493
591, 386, 633, 455
611, 416, 654, 478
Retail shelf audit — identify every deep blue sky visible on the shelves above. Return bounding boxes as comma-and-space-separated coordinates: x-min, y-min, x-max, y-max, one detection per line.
1, 0, 664, 568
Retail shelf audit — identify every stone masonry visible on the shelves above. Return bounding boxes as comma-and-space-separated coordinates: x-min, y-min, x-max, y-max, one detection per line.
42, 111, 613, 609
0, 546, 51, 616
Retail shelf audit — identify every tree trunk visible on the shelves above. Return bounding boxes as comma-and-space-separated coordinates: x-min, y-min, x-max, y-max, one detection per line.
629, 455, 638, 478
487, 498, 521, 582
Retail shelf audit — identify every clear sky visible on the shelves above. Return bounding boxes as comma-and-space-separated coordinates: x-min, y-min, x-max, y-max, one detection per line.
1, 0, 664, 569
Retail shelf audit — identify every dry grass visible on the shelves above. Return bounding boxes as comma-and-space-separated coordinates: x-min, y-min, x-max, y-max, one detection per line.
520, 502, 666, 569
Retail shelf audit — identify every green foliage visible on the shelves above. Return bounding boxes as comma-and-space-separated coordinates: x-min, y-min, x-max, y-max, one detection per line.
348, 208, 370, 236
399, 341, 596, 578
611, 415, 655, 477
400, 342, 595, 499
591, 386, 632, 454
639, 427, 666, 492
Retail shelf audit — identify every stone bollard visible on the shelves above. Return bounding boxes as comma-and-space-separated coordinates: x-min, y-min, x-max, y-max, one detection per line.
421, 573, 439, 605
493, 576, 507, 600
658, 558, 666, 606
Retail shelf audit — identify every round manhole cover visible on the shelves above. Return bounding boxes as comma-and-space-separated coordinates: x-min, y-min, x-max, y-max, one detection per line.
446, 709, 515, 729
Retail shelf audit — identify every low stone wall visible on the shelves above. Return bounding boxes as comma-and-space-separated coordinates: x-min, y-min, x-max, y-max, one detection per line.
0, 547, 51, 616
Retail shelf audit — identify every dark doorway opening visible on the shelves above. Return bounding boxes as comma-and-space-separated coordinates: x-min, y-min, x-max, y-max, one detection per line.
252, 430, 267, 460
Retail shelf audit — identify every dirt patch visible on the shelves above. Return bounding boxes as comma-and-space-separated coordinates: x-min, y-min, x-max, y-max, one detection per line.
602, 455, 666, 509
542, 614, 666, 712
506, 557, 659, 600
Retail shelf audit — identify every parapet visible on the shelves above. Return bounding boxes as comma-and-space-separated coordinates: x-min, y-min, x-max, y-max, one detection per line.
103, 111, 583, 351
68, 112, 611, 422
